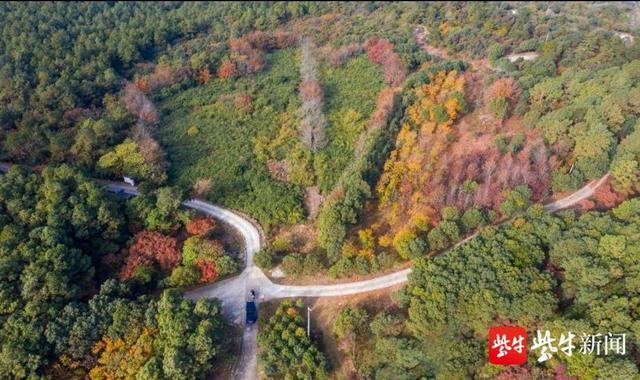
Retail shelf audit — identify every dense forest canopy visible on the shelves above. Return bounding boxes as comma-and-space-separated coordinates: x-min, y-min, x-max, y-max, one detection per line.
327, 200, 640, 379
0, 1, 327, 164
0, 166, 229, 378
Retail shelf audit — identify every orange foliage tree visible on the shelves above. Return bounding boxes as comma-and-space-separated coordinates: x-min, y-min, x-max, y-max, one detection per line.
485, 77, 521, 104
217, 59, 238, 79
185, 216, 216, 236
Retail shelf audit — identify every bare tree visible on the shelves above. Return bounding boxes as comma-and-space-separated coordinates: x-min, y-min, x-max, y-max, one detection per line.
299, 38, 327, 152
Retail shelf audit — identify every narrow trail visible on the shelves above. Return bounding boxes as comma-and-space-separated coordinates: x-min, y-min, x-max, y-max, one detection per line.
0, 163, 610, 380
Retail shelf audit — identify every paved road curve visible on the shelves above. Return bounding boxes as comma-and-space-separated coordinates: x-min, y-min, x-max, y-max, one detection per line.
0, 163, 611, 379
181, 173, 611, 379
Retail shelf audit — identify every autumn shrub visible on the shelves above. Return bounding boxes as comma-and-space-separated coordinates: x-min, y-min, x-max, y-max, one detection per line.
365, 38, 406, 86
185, 216, 216, 236
182, 236, 238, 280
120, 231, 181, 279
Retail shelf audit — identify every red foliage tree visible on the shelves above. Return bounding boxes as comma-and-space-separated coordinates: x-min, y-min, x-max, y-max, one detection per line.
120, 231, 181, 279
369, 88, 398, 130
229, 37, 254, 56
195, 259, 218, 283
133, 77, 151, 93
244, 51, 266, 74
365, 39, 394, 65
134, 64, 187, 94
185, 216, 217, 236
267, 159, 289, 182
139, 102, 159, 124
593, 179, 624, 208
364, 39, 406, 86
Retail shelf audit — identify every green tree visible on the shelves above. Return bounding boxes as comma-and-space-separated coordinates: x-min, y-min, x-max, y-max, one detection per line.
258, 300, 328, 379
281, 253, 305, 278
461, 208, 485, 232
500, 185, 532, 217
254, 248, 274, 270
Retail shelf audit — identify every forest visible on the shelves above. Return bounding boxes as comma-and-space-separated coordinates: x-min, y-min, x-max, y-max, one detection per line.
0, 166, 238, 378
328, 199, 640, 379
1, 2, 639, 379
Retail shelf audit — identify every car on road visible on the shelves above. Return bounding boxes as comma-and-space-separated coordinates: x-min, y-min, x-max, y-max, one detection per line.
246, 301, 257, 325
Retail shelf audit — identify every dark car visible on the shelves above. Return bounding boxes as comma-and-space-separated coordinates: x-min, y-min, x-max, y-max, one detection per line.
246, 301, 257, 325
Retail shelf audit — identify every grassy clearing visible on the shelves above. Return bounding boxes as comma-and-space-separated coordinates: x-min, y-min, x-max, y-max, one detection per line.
156, 48, 382, 228
318, 55, 384, 192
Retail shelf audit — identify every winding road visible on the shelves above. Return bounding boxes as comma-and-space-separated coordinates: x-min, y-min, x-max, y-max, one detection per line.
181, 174, 609, 380
0, 164, 610, 380
183, 173, 610, 380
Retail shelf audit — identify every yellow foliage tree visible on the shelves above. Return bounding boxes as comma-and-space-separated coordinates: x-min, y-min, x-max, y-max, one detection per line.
89, 327, 156, 380
377, 70, 466, 226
